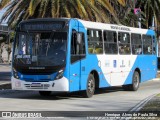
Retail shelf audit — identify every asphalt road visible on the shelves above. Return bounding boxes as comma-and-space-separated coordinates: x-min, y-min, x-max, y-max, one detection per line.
0, 72, 11, 80
0, 80, 159, 111
0, 64, 11, 85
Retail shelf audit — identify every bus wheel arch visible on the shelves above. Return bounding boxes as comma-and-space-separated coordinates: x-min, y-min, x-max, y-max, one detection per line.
123, 68, 141, 91
90, 70, 99, 89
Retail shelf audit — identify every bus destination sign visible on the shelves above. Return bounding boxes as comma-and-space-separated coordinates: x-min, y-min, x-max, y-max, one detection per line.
20, 21, 65, 31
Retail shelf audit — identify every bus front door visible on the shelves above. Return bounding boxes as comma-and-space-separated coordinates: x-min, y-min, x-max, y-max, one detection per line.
69, 28, 86, 92
69, 55, 81, 91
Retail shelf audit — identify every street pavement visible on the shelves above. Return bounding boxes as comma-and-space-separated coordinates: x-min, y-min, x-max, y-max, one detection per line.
0, 80, 159, 112
0, 64, 11, 86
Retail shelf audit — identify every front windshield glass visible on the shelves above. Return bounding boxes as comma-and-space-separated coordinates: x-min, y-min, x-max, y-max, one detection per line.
14, 32, 67, 66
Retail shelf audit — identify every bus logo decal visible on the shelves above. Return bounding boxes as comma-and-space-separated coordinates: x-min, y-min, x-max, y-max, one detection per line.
105, 60, 110, 67
120, 60, 125, 68
113, 60, 117, 68
128, 60, 131, 67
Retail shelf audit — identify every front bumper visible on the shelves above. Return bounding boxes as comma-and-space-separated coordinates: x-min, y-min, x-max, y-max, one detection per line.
11, 76, 69, 91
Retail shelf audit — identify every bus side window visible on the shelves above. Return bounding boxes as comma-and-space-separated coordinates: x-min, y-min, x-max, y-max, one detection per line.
104, 30, 118, 54
71, 31, 77, 55
131, 33, 142, 55
87, 29, 103, 54
118, 32, 131, 55
71, 30, 85, 55
143, 35, 152, 55
153, 36, 156, 55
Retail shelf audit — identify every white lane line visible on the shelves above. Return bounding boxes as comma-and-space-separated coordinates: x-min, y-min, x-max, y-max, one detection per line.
129, 94, 157, 112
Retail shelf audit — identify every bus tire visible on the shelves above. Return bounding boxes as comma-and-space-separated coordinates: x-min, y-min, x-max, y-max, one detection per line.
83, 74, 95, 98
123, 71, 140, 91
39, 91, 52, 96
130, 71, 140, 91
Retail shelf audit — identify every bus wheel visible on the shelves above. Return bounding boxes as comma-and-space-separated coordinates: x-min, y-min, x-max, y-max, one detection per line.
83, 74, 95, 98
131, 71, 140, 91
39, 91, 52, 96
123, 71, 140, 91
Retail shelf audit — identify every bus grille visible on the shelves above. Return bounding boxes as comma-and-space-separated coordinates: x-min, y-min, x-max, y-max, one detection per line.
24, 83, 50, 89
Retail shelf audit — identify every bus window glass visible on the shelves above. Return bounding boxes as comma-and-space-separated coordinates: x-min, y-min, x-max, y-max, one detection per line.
104, 31, 118, 54
143, 35, 152, 54
153, 36, 156, 55
14, 32, 67, 66
15, 33, 29, 55
71, 31, 85, 55
118, 32, 131, 54
131, 34, 142, 55
87, 29, 103, 54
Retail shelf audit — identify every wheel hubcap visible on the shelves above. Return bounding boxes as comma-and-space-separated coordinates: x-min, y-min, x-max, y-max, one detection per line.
134, 75, 139, 88
88, 79, 94, 93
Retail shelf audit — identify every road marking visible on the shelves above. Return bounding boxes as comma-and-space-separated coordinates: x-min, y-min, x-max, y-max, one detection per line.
129, 94, 157, 112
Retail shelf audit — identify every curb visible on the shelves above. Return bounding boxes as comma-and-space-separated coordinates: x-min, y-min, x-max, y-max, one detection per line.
129, 94, 157, 112
0, 64, 11, 69
152, 78, 160, 81
0, 82, 11, 90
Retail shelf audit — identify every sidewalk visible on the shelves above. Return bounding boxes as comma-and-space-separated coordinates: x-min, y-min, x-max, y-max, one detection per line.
0, 63, 11, 89
130, 72, 160, 116
140, 93, 160, 112
0, 63, 11, 71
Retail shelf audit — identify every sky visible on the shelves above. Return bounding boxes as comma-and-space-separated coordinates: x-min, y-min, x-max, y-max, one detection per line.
0, 0, 13, 26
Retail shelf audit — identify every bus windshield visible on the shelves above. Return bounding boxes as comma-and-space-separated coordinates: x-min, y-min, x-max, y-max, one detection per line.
13, 32, 67, 67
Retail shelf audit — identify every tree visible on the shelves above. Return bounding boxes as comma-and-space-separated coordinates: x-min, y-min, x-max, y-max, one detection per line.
0, 0, 11, 9
0, 0, 128, 28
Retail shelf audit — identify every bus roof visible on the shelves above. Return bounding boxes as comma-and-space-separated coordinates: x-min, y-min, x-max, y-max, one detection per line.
76, 19, 155, 35
18, 18, 155, 35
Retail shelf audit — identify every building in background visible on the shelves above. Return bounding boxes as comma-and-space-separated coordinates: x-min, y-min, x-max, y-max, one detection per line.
0, 7, 12, 63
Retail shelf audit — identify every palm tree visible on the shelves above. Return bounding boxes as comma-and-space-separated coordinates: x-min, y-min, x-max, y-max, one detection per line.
117, 0, 143, 27
0, 0, 11, 9
0, 0, 129, 28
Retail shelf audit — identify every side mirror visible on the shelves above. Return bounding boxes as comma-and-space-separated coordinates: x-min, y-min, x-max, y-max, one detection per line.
76, 33, 82, 45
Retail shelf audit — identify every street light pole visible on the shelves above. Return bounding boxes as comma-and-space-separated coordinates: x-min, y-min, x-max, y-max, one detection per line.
132, 0, 141, 28
134, 8, 141, 28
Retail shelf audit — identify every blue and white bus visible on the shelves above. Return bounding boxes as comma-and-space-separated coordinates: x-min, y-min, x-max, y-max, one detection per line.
11, 18, 157, 98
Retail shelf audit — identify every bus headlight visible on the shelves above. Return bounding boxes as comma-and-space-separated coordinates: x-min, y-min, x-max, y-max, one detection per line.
55, 69, 64, 80
13, 68, 19, 79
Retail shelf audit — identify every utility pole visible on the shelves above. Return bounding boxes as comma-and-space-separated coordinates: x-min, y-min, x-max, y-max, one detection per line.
133, 0, 141, 28
134, 8, 141, 28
